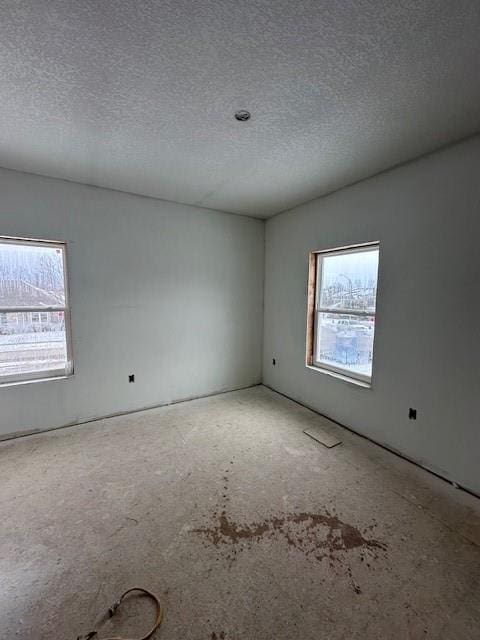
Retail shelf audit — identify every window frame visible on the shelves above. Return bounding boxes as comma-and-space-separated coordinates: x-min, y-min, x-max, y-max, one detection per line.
306, 242, 379, 386
0, 236, 74, 385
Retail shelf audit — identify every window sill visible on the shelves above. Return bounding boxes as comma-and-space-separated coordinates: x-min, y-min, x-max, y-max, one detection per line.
306, 364, 371, 388
0, 374, 74, 389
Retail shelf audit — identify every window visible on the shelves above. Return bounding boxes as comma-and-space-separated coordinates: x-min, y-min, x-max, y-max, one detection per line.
306, 243, 379, 385
0, 237, 73, 384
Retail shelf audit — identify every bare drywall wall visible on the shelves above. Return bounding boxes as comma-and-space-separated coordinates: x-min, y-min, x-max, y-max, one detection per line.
263, 136, 480, 495
0, 168, 264, 437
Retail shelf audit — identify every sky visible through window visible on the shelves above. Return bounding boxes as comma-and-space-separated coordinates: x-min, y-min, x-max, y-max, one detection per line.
0, 242, 65, 307
319, 249, 379, 312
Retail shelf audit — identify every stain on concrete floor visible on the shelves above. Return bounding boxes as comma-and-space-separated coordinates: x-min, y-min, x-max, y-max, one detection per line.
194, 462, 386, 594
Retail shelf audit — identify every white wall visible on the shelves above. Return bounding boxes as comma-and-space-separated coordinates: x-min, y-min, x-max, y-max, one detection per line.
263, 136, 480, 495
2, 138, 479, 494
0, 168, 264, 437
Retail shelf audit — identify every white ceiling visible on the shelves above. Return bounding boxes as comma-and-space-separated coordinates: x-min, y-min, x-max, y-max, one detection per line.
1, 1, 480, 218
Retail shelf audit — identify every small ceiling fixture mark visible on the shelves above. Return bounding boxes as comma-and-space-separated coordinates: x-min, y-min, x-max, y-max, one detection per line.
235, 110, 251, 122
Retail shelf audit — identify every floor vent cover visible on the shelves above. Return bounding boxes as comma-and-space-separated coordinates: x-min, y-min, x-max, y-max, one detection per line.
303, 425, 342, 449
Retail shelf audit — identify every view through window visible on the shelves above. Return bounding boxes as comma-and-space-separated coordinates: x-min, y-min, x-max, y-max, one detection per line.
0, 238, 72, 383
313, 244, 379, 383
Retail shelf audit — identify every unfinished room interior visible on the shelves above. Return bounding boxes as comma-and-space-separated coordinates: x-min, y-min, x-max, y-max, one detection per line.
1, 2, 480, 639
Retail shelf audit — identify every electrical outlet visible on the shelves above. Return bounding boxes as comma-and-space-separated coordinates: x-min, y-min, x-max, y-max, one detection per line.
129, 374, 135, 383
408, 408, 417, 420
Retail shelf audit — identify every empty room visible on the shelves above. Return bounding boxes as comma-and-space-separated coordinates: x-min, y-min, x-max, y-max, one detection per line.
1, 2, 479, 639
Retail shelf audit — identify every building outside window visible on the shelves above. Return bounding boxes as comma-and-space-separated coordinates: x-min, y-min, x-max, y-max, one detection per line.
0, 237, 73, 384
307, 243, 379, 385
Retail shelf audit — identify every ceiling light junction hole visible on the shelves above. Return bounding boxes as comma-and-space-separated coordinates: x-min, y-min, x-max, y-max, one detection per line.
235, 110, 251, 121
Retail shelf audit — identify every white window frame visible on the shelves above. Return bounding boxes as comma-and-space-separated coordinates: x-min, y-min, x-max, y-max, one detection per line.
310, 242, 379, 385
0, 236, 74, 385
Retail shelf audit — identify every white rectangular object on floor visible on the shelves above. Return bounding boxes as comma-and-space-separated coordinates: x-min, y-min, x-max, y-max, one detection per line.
303, 425, 342, 448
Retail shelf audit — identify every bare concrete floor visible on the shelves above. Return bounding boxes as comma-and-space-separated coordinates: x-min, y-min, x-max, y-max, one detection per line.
1, 386, 479, 640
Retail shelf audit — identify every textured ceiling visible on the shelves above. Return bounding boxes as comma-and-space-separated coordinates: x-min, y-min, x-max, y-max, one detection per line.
1, 1, 480, 218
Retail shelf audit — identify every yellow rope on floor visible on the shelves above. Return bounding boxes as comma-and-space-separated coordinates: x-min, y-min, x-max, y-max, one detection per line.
76, 587, 163, 640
